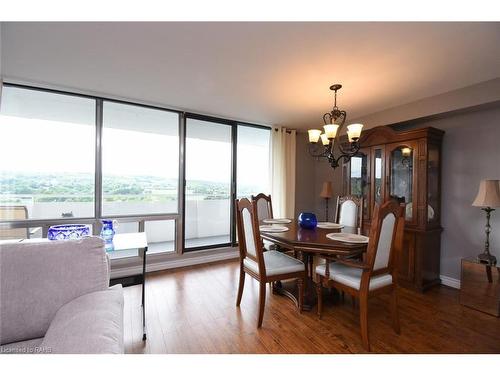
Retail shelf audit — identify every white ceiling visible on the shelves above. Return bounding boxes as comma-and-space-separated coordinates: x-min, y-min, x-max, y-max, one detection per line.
2, 22, 499, 129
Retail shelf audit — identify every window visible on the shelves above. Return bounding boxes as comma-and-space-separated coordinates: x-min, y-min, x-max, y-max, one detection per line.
0, 84, 272, 257
102, 101, 179, 216
0, 86, 96, 221
184, 118, 232, 249
236, 125, 271, 199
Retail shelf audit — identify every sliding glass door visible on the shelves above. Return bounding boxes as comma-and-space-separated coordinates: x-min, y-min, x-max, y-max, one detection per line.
184, 118, 233, 250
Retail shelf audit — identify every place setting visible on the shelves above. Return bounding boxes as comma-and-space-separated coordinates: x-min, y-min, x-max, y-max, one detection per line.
316, 222, 344, 229
260, 218, 292, 232
325, 232, 369, 243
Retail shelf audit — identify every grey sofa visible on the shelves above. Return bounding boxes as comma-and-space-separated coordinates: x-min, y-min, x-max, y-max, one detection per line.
0, 236, 124, 354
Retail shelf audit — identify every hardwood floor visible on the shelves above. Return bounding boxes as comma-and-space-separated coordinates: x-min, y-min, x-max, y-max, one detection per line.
123, 260, 500, 354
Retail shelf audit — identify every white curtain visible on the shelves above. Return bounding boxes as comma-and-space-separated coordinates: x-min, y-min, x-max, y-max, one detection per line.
271, 127, 296, 218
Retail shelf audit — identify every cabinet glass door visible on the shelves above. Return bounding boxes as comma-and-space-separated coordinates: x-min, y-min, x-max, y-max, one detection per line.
373, 147, 385, 207
389, 145, 415, 221
427, 143, 440, 224
349, 150, 370, 221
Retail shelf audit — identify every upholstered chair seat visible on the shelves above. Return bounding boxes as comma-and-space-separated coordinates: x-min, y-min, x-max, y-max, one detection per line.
244, 250, 305, 277
316, 263, 393, 291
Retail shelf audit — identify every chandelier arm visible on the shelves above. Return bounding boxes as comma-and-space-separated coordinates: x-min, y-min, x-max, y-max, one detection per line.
323, 112, 332, 125
308, 143, 329, 158
334, 140, 361, 166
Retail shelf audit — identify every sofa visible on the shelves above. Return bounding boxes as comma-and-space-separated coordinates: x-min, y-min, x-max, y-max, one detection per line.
0, 236, 124, 354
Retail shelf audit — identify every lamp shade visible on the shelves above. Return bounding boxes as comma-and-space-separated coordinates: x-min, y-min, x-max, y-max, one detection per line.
308, 129, 322, 143
320, 133, 330, 145
320, 182, 333, 198
472, 180, 500, 208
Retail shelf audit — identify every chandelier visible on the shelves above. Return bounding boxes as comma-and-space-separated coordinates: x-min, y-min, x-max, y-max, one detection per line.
308, 84, 363, 169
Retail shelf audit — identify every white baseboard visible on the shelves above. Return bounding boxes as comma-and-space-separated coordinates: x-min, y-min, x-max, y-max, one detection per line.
440, 275, 461, 289
110, 250, 239, 279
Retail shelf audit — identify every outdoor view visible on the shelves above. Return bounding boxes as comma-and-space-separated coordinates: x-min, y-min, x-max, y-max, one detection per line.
0, 86, 271, 250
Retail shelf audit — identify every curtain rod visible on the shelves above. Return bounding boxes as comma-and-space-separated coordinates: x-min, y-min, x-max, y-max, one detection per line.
273, 128, 294, 134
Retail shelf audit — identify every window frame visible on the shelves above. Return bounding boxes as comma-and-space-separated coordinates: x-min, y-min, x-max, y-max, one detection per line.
0, 83, 271, 257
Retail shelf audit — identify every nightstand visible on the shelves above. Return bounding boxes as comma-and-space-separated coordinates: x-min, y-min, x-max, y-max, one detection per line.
460, 257, 500, 317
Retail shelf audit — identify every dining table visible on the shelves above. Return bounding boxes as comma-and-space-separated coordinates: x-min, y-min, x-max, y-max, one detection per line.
259, 220, 369, 311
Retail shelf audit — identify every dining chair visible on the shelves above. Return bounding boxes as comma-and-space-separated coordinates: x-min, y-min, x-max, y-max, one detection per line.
335, 195, 363, 233
316, 200, 405, 351
251, 193, 277, 251
251, 193, 274, 220
235, 197, 306, 327
0, 206, 40, 240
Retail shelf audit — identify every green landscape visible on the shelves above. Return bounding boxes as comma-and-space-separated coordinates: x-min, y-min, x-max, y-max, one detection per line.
0, 172, 262, 203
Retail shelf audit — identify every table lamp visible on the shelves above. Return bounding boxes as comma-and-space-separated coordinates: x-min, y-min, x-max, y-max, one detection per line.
320, 181, 333, 221
472, 179, 500, 265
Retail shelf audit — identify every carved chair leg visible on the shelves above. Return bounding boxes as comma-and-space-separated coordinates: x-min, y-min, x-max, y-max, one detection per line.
359, 294, 370, 351
390, 287, 401, 334
236, 268, 245, 307
297, 277, 304, 313
257, 281, 267, 328
316, 276, 323, 319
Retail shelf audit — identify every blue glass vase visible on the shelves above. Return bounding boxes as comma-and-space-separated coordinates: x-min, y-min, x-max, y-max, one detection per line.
100, 219, 116, 244
298, 212, 317, 230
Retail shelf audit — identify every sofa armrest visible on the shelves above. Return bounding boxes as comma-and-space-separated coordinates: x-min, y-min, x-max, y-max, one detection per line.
0, 236, 109, 345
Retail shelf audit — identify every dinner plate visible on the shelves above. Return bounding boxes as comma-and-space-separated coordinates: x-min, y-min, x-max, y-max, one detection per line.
259, 225, 289, 233
262, 218, 292, 224
259, 225, 289, 232
317, 222, 344, 229
326, 232, 369, 243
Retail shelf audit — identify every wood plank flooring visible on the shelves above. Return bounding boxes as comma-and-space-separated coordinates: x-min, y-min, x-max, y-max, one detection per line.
123, 260, 500, 354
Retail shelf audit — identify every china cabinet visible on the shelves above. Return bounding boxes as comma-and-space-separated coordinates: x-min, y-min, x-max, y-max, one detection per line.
342, 125, 444, 291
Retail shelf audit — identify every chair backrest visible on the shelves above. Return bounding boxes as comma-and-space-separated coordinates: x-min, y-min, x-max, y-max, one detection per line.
235, 198, 265, 275
0, 206, 29, 240
335, 196, 363, 230
365, 200, 405, 275
251, 193, 274, 221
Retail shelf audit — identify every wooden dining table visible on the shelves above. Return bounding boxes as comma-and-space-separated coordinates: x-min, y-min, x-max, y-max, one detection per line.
260, 220, 368, 311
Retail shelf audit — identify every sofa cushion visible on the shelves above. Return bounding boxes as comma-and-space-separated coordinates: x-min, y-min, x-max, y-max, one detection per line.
0, 337, 45, 354
0, 237, 109, 345
41, 285, 124, 354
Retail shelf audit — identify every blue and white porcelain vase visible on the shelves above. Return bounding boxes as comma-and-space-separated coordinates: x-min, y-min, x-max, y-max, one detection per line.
298, 212, 317, 230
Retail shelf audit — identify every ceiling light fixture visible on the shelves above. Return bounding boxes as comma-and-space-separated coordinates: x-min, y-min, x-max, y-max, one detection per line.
308, 84, 363, 169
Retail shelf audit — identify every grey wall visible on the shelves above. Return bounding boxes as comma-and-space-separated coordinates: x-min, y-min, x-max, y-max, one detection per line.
296, 104, 500, 281
403, 106, 500, 280
295, 133, 343, 221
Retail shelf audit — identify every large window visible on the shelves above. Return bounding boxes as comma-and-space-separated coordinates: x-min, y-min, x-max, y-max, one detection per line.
0, 86, 96, 221
102, 101, 179, 216
184, 118, 232, 249
0, 84, 271, 257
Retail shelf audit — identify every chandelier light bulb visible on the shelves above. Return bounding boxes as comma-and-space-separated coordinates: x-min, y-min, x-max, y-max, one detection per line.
320, 133, 330, 146
323, 124, 339, 139
308, 129, 322, 143
347, 123, 363, 142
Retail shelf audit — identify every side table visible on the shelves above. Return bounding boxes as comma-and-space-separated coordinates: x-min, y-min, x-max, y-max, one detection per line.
460, 257, 500, 317
108, 232, 149, 340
